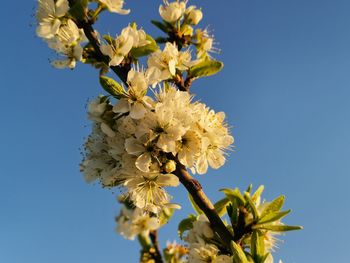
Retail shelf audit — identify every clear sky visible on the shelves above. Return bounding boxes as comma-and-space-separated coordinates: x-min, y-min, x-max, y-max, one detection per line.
1, 0, 350, 262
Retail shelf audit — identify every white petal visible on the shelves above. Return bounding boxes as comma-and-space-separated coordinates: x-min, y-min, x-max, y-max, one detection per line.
100, 122, 116, 137
113, 99, 130, 113
196, 154, 208, 174
135, 153, 152, 172
157, 174, 179, 187
124, 138, 145, 155
130, 102, 147, 119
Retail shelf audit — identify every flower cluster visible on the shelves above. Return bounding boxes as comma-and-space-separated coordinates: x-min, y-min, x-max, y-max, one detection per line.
36, 0, 86, 68
101, 24, 151, 66
81, 68, 233, 213
184, 215, 232, 263
159, 1, 202, 26
116, 204, 160, 240
36, 0, 130, 69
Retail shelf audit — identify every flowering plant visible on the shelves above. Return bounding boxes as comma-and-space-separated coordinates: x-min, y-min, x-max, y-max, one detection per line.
36, 1, 302, 262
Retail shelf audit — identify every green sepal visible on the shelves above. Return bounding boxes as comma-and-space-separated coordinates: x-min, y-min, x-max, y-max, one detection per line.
220, 188, 245, 206
159, 206, 175, 225
188, 194, 203, 215
189, 58, 224, 78
69, 0, 89, 21
130, 35, 159, 58
260, 195, 285, 218
177, 214, 197, 239
214, 197, 230, 217
231, 241, 248, 263
258, 210, 291, 225
99, 75, 126, 98
252, 224, 303, 232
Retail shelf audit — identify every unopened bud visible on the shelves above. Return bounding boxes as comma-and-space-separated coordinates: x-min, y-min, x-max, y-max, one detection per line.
164, 160, 176, 173
186, 6, 203, 25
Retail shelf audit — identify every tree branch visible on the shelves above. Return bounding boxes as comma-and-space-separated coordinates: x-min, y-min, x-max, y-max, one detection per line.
171, 156, 234, 247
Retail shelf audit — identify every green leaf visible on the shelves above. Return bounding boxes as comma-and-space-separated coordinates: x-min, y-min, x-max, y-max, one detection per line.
220, 188, 245, 206
253, 224, 303, 232
178, 215, 196, 239
231, 241, 248, 263
130, 35, 159, 58
99, 76, 126, 98
227, 203, 239, 226
189, 59, 224, 78
151, 20, 170, 34
258, 210, 291, 225
260, 195, 285, 218
214, 197, 230, 217
244, 192, 259, 220
251, 185, 264, 203
246, 184, 253, 193
251, 231, 265, 263
188, 194, 203, 215
69, 0, 88, 20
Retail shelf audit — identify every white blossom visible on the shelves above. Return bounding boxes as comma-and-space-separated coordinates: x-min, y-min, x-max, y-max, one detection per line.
98, 0, 130, 15
159, 0, 187, 23
148, 42, 193, 81
36, 0, 69, 39
113, 68, 157, 120
185, 6, 203, 25
100, 29, 134, 66
116, 206, 160, 240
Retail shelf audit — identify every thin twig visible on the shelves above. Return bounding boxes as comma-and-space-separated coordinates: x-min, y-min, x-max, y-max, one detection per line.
149, 230, 164, 263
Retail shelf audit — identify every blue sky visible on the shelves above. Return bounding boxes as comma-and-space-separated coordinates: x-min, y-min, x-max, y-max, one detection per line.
1, 0, 350, 262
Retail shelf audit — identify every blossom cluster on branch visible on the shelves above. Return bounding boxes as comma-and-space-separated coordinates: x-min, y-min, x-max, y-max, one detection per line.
35, 1, 301, 263
81, 76, 233, 213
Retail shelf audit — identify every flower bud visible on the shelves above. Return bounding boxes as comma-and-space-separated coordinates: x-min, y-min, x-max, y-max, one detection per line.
164, 160, 176, 173
159, 1, 186, 23
186, 6, 203, 25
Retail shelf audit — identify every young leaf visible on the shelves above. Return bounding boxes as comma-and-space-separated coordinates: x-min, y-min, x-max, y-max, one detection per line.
189, 59, 223, 78
258, 210, 291, 225
244, 192, 259, 220
251, 185, 264, 203
220, 188, 245, 206
99, 76, 125, 98
188, 194, 203, 215
251, 231, 265, 263
130, 35, 159, 58
214, 197, 230, 217
178, 215, 196, 239
260, 195, 285, 218
231, 241, 248, 263
151, 20, 170, 33
253, 224, 303, 232
246, 184, 253, 193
